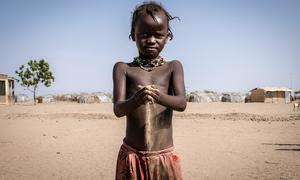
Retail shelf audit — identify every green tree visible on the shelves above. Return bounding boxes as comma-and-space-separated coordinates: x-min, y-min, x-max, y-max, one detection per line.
15, 59, 55, 104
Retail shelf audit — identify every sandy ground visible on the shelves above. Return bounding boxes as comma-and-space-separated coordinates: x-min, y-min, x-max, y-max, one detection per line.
0, 102, 299, 180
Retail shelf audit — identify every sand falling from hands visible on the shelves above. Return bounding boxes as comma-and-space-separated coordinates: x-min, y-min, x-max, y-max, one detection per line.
144, 101, 156, 150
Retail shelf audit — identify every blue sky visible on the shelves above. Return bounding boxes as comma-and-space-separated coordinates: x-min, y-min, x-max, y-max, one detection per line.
0, 0, 299, 95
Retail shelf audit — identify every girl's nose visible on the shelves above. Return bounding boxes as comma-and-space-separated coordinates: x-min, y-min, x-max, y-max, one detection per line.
146, 36, 155, 44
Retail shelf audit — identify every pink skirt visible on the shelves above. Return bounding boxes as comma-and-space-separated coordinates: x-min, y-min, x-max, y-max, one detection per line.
115, 142, 183, 180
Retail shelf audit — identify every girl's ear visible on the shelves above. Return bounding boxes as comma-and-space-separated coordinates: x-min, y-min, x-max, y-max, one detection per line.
129, 33, 136, 41
167, 32, 171, 41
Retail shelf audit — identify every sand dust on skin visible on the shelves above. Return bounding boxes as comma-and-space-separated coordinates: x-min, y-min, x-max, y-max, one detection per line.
144, 103, 152, 150
0, 102, 299, 179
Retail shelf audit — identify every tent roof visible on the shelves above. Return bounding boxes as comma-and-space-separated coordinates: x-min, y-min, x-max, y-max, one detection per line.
251, 87, 292, 92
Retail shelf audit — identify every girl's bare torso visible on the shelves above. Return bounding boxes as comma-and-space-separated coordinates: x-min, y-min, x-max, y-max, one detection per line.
124, 62, 174, 151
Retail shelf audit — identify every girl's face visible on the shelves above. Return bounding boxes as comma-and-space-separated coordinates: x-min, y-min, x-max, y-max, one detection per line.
134, 12, 169, 59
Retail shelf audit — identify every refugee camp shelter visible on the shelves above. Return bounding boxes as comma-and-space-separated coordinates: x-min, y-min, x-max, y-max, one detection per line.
294, 90, 300, 100
249, 87, 292, 103
0, 74, 15, 105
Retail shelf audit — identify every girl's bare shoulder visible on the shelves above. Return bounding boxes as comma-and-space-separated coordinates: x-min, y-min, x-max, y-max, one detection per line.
113, 61, 131, 73
166, 60, 183, 71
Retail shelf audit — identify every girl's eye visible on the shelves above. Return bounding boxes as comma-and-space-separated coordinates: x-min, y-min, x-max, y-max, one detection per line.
155, 33, 166, 38
140, 33, 148, 38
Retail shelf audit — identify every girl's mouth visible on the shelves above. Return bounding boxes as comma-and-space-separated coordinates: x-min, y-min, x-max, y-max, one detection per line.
145, 47, 157, 51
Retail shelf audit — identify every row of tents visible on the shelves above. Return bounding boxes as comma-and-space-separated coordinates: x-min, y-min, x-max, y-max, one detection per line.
5, 87, 299, 105
1, 73, 299, 105
186, 87, 298, 103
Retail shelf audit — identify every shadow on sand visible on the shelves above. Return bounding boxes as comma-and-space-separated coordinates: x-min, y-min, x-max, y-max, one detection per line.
262, 143, 300, 152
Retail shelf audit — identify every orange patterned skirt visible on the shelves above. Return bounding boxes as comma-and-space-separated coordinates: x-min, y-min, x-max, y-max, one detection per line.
115, 142, 183, 180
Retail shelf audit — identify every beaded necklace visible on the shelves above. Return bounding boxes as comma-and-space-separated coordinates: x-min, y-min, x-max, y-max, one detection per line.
132, 56, 166, 72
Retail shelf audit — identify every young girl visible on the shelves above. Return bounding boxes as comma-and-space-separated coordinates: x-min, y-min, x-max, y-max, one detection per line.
113, 2, 186, 179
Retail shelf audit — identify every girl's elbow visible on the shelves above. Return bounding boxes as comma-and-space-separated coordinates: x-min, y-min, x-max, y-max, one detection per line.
178, 104, 187, 112
113, 105, 125, 118
114, 111, 123, 118
176, 99, 187, 112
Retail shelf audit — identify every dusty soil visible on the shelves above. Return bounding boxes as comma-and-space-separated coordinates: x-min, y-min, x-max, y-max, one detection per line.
0, 102, 299, 179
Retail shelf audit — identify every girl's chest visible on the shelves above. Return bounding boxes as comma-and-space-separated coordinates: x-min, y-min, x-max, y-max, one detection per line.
126, 66, 172, 87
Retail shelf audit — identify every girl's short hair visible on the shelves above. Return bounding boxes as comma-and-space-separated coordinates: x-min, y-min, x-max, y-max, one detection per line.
129, 1, 179, 40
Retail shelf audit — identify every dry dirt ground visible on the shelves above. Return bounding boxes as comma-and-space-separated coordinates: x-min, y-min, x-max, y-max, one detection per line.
0, 102, 299, 180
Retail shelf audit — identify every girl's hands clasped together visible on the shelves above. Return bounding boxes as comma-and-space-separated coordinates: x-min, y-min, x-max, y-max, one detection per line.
133, 85, 160, 105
